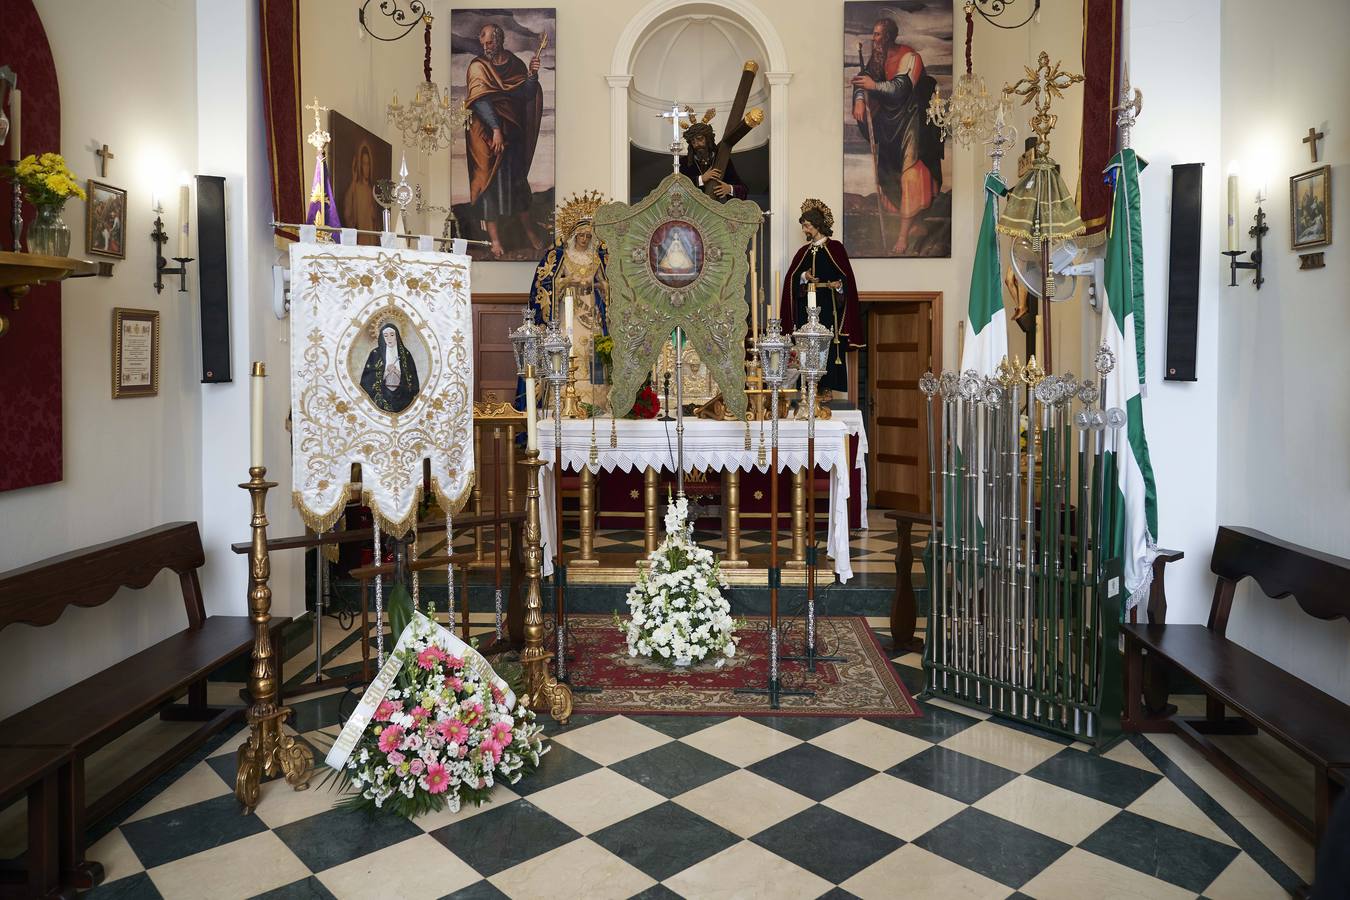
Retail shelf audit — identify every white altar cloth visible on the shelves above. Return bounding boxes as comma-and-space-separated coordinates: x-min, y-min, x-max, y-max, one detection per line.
535, 413, 869, 582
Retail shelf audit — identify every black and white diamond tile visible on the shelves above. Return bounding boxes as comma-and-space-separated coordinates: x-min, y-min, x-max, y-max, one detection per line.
78, 611, 1306, 899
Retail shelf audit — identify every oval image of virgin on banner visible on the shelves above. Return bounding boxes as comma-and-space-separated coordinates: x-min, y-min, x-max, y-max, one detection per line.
648, 220, 704, 288
347, 311, 432, 414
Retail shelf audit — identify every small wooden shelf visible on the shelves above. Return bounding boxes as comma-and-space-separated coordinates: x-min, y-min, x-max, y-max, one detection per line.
0, 249, 99, 299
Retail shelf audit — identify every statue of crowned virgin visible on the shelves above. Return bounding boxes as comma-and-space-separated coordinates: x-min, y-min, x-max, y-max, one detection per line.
519, 190, 611, 409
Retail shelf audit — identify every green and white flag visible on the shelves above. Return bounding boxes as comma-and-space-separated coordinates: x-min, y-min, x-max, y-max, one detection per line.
1099, 148, 1158, 612
960, 172, 1010, 376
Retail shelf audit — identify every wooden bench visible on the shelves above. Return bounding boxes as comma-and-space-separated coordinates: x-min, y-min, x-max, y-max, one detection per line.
1123, 526, 1350, 847
0, 522, 290, 891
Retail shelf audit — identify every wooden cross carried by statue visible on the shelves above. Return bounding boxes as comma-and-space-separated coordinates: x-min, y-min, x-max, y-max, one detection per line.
678, 61, 765, 199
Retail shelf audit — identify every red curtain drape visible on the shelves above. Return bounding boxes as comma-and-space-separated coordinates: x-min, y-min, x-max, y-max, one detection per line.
260, 0, 304, 239
1077, 0, 1124, 246
0, 0, 63, 492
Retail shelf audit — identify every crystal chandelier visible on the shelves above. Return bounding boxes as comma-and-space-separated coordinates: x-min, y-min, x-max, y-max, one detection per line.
385, 14, 469, 156
926, 3, 1001, 148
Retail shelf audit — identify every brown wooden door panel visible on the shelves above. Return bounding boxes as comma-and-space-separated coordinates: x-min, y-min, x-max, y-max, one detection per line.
864, 292, 939, 515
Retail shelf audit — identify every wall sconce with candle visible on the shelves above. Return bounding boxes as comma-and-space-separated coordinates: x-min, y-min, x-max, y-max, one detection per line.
151, 173, 194, 294
1222, 164, 1267, 289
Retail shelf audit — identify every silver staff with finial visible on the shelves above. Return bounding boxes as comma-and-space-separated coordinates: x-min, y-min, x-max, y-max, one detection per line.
1114, 66, 1143, 151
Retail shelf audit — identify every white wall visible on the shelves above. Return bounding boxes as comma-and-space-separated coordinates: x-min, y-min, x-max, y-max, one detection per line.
1217, 0, 1350, 701
1120, 0, 1223, 628
0, 0, 202, 718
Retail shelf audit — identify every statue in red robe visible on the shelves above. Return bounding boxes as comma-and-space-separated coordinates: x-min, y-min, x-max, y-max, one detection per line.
779, 199, 863, 396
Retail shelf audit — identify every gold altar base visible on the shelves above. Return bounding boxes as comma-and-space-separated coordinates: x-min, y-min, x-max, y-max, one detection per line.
559, 554, 813, 586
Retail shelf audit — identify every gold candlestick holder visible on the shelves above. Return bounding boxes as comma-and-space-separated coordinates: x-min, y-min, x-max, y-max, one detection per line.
561, 355, 586, 418
518, 449, 574, 723
235, 464, 315, 813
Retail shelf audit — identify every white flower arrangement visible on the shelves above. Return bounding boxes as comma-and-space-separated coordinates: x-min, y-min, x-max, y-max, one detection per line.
619, 494, 742, 666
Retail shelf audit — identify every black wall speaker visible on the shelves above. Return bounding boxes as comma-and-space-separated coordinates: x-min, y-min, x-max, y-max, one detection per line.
1164, 163, 1204, 382
196, 175, 231, 383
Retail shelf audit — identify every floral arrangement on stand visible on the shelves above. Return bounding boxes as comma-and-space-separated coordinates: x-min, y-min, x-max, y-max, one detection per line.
628, 376, 660, 419
618, 494, 742, 666
325, 615, 547, 818
6, 152, 86, 256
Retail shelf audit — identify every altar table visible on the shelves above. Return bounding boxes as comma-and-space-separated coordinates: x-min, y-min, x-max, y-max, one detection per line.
537, 414, 868, 582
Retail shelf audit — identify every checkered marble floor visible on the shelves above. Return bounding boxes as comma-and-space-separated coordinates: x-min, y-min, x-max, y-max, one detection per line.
76, 615, 1311, 900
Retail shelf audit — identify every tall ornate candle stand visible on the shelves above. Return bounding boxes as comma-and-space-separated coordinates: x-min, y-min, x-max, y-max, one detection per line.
736, 319, 812, 708
782, 305, 847, 673
519, 448, 574, 723
235, 465, 314, 814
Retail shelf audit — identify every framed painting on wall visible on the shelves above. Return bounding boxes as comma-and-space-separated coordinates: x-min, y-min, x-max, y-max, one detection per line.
449, 8, 556, 261
112, 307, 159, 398
330, 110, 393, 245
1290, 165, 1331, 250
86, 179, 127, 260
843, 1, 952, 258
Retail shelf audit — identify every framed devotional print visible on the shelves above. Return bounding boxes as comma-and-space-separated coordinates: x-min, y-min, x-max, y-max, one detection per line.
112, 308, 159, 398
1290, 165, 1331, 250
86, 179, 127, 260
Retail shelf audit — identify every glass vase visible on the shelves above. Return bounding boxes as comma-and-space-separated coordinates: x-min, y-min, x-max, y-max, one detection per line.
29, 202, 72, 257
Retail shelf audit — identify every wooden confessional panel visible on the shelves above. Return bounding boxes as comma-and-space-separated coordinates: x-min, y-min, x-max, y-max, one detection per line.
473, 294, 528, 405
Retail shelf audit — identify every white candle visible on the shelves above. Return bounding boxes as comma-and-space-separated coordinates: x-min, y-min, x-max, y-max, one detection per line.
563, 293, 574, 339
250, 362, 265, 468
7, 88, 19, 162
524, 375, 539, 451
807, 283, 817, 310
177, 181, 191, 258
1226, 173, 1239, 251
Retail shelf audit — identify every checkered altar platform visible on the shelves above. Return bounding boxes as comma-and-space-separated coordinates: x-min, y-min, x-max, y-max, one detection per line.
81, 659, 1301, 899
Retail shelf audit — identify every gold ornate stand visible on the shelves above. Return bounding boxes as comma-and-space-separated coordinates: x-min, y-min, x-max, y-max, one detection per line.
519, 449, 574, 723
235, 465, 315, 813
574, 467, 600, 566
721, 469, 748, 567
786, 468, 808, 568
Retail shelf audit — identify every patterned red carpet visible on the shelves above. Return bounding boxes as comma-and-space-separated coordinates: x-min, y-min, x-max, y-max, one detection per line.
561, 615, 920, 718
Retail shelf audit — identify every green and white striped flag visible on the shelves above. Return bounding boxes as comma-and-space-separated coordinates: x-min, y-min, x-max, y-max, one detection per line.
1099, 147, 1158, 611
960, 172, 1010, 376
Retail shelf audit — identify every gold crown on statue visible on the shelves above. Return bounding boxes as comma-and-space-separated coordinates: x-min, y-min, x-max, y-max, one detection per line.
800, 198, 834, 232
555, 189, 608, 241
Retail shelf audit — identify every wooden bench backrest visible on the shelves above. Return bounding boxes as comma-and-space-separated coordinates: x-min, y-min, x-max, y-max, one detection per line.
0, 522, 207, 632
1207, 525, 1350, 636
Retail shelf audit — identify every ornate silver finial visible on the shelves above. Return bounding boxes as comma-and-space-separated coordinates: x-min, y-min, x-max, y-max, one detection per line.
1033, 375, 1058, 405
391, 154, 415, 214
987, 100, 1017, 177
1105, 407, 1127, 430
1114, 65, 1143, 151
939, 371, 960, 399
1094, 344, 1116, 376
959, 369, 981, 401
1078, 381, 1100, 407
919, 371, 939, 398
1074, 409, 1091, 429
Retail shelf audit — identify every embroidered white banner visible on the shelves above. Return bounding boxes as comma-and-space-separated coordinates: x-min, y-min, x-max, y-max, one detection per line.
289, 242, 475, 536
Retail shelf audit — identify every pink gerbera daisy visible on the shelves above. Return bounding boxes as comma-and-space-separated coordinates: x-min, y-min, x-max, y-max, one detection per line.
422, 763, 450, 795
409, 706, 429, 723
416, 647, 445, 670
439, 719, 469, 744
373, 699, 401, 722
377, 725, 404, 753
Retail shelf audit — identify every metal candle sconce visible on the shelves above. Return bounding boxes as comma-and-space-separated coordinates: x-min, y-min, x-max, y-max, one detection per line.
151, 207, 193, 294
1223, 205, 1268, 290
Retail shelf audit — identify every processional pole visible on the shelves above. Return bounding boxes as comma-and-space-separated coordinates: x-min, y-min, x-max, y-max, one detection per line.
657, 102, 692, 498
736, 319, 811, 708
782, 303, 846, 672
541, 320, 572, 682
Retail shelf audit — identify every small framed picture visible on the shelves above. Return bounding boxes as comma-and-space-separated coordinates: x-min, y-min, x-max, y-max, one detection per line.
86, 179, 128, 260
112, 308, 159, 398
1290, 165, 1331, 250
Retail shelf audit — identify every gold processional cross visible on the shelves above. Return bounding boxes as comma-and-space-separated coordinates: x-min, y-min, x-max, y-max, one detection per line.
306, 97, 330, 155
1003, 51, 1084, 159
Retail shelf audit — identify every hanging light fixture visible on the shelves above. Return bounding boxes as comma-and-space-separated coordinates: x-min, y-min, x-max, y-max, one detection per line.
385, 13, 468, 156
926, 2, 1001, 149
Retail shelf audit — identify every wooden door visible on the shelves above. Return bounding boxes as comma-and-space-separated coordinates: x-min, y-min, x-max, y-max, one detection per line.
864, 292, 940, 514
473, 294, 528, 404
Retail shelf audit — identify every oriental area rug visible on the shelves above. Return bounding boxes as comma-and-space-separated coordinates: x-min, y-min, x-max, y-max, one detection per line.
559, 615, 920, 718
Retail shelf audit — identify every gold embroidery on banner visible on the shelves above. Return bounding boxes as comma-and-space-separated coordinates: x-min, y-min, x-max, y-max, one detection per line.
291, 249, 475, 540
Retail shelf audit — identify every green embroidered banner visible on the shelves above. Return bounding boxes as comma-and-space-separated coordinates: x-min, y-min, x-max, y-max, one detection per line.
594, 173, 761, 419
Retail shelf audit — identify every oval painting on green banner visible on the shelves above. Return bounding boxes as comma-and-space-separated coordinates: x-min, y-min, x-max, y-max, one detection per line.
649, 220, 703, 288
